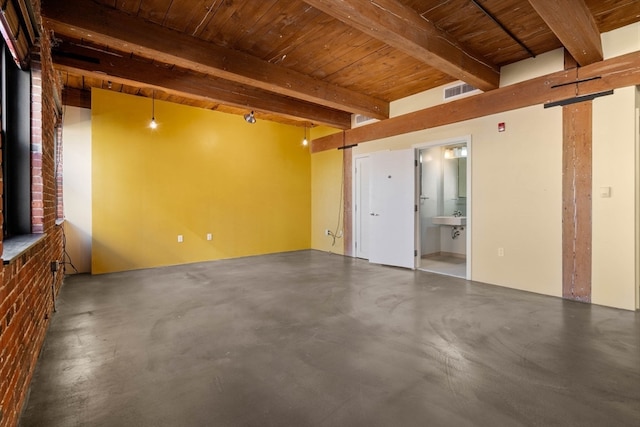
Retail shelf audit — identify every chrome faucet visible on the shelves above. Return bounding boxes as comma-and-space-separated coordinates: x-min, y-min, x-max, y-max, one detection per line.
453, 210, 462, 217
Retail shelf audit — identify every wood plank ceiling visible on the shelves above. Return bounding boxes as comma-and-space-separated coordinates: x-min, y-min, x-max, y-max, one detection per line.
42, 0, 640, 129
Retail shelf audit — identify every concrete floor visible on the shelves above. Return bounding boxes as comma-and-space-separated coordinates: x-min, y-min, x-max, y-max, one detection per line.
20, 250, 640, 427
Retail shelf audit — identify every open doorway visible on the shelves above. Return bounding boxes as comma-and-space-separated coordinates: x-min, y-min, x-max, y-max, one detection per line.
416, 137, 471, 279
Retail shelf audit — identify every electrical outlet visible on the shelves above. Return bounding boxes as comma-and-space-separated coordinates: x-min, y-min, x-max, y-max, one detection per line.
325, 229, 331, 236
177, 235, 184, 243
498, 247, 504, 257
206, 233, 212, 241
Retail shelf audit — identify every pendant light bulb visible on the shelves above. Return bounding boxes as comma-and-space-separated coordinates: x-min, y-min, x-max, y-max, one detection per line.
302, 126, 308, 146
150, 90, 158, 129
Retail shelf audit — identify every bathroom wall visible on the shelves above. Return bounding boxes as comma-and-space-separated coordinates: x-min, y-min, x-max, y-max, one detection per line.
419, 146, 442, 256
419, 146, 467, 258
440, 226, 466, 256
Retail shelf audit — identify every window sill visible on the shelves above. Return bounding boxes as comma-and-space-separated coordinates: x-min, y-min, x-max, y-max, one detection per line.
2, 234, 46, 265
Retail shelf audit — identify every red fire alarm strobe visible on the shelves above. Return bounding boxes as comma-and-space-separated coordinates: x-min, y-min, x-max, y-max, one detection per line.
498, 122, 506, 132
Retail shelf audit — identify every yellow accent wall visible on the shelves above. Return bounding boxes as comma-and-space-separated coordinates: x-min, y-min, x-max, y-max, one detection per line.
92, 89, 310, 274
310, 126, 344, 254
311, 149, 344, 254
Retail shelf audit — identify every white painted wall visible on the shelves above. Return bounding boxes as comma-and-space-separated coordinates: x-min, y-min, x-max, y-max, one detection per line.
592, 87, 637, 309
62, 107, 92, 273
637, 87, 640, 311
602, 22, 640, 58
352, 23, 640, 310
499, 49, 564, 86
355, 102, 563, 298
594, 21, 640, 310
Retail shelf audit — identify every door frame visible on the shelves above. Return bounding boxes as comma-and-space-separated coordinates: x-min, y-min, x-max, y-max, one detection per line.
352, 153, 370, 259
414, 135, 472, 280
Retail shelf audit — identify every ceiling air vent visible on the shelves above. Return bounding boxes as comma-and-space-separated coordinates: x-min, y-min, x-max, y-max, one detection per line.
443, 82, 481, 101
351, 114, 378, 128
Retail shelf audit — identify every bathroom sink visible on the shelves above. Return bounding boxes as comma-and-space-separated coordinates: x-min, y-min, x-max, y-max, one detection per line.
432, 216, 466, 226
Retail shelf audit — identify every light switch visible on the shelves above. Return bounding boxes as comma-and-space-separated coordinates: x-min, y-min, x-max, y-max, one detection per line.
599, 187, 611, 198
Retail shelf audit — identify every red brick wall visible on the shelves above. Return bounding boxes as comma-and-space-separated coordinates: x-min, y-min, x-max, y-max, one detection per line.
31, 62, 44, 234
55, 126, 64, 222
0, 17, 65, 427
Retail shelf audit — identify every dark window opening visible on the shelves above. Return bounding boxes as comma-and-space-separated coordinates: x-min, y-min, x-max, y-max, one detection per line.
1, 41, 31, 237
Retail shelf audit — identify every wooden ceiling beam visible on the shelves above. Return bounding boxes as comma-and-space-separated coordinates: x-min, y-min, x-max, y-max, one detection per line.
312, 50, 640, 152
527, 0, 603, 66
52, 42, 352, 129
302, 0, 500, 91
62, 86, 91, 109
41, 0, 389, 121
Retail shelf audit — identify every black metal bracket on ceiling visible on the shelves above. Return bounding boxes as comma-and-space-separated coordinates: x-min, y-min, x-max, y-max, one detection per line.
544, 75, 611, 108
544, 90, 614, 109
550, 76, 601, 89
337, 130, 358, 150
470, 0, 536, 58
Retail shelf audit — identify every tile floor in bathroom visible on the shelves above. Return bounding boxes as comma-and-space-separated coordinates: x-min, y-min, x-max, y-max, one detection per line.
420, 253, 466, 278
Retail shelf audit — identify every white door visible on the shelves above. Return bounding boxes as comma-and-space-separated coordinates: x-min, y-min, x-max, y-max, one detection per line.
354, 156, 370, 259
368, 149, 416, 269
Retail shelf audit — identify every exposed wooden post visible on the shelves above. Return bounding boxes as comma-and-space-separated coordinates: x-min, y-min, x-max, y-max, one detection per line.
562, 101, 592, 302
343, 148, 353, 257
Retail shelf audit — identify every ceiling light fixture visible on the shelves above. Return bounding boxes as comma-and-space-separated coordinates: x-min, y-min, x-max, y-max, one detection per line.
149, 90, 158, 130
302, 126, 308, 146
244, 110, 256, 124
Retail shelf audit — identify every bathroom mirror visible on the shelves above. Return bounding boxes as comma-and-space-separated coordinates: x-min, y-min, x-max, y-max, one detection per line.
458, 157, 467, 198
444, 156, 466, 200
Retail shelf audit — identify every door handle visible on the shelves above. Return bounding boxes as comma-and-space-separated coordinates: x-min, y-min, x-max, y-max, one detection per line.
370, 212, 379, 216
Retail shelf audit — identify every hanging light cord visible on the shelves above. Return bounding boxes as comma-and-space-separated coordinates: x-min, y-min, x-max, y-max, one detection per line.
328, 131, 346, 247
